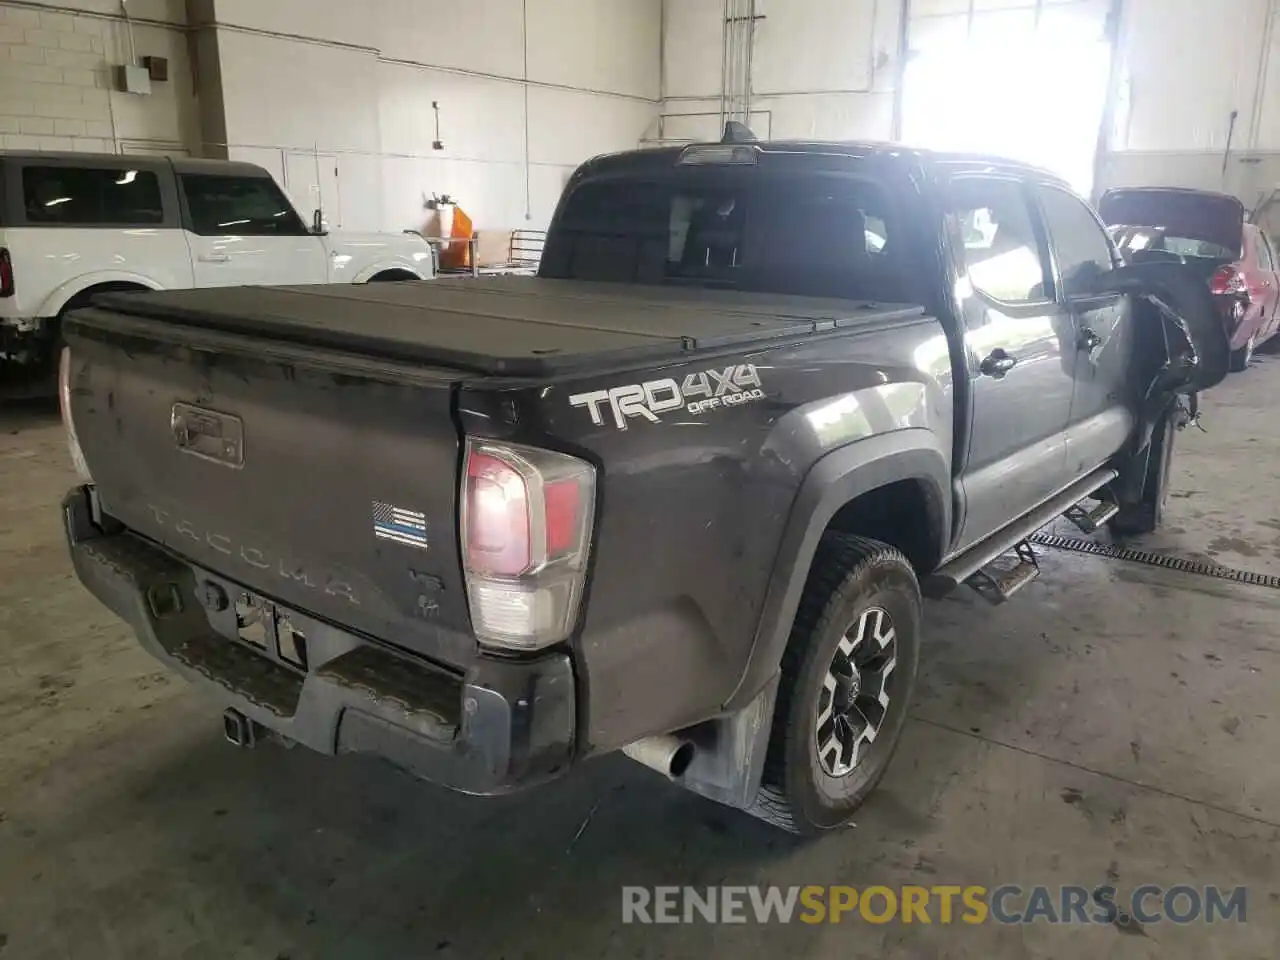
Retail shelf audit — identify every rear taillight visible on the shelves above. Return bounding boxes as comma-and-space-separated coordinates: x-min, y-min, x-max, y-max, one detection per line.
58, 348, 93, 484
1210, 265, 1248, 297
0, 248, 13, 298
461, 438, 595, 651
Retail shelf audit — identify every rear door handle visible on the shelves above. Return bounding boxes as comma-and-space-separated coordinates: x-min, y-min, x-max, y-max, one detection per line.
198, 253, 230, 263
980, 348, 1017, 378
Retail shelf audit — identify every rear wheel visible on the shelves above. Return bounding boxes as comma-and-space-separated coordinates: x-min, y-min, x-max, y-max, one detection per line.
1229, 332, 1256, 372
750, 533, 921, 834
6, 284, 145, 395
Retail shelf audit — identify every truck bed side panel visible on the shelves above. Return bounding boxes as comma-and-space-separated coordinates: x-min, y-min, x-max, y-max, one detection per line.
459, 315, 955, 751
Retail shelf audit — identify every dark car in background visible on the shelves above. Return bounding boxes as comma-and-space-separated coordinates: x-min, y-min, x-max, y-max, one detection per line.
1101, 187, 1280, 370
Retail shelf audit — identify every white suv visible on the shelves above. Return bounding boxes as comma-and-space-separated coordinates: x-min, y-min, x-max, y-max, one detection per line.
0, 152, 434, 367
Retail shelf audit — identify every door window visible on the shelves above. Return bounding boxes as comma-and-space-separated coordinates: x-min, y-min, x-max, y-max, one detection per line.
22, 165, 164, 226
948, 177, 1050, 304
180, 175, 307, 236
1253, 229, 1276, 272
1038, 186, 1116, 298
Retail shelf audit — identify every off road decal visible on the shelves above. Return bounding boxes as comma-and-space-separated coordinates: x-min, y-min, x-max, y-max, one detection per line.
569, 364, 765, 430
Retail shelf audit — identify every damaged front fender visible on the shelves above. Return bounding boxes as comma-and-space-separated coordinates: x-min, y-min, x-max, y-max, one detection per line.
1102, 260, 1231, 451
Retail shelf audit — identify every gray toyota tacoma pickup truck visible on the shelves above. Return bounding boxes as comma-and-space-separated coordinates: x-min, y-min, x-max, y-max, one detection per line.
59, 134, 1227, 834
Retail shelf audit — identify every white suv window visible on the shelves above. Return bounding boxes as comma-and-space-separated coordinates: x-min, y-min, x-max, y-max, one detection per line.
180, 175, 307, 236
22, 166, 164, 226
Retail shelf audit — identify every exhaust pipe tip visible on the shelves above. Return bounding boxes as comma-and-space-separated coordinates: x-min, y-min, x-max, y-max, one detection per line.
622, 734, 696, 780
222, 708, 260, 748
668, 740, 695, 778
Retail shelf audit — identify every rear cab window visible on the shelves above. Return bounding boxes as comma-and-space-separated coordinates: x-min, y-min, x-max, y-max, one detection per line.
541, 161, 920, 304
179, 174, 307, 236
21, 165, 164, 226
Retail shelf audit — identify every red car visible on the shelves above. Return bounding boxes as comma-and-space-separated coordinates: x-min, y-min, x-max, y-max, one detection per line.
1101, 188, 1280, 370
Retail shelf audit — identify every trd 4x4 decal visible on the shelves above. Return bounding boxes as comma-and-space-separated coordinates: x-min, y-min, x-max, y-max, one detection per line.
569, 365, 765, 430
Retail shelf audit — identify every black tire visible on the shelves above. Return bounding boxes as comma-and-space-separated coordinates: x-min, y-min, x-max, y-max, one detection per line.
367, 270, 418, 283
1110, 410, 1177, 536
749, 533, 921, 834
1229, 333, 1255, 372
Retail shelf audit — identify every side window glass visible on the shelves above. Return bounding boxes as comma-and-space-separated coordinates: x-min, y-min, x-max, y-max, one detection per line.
180, 175, 306, 236
1038, 186, 1115, 298
949, 178, 1050, 303
22, 166, 163, 226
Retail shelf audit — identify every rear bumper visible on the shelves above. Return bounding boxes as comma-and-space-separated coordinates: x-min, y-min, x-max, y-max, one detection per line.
63, 486, 576, 795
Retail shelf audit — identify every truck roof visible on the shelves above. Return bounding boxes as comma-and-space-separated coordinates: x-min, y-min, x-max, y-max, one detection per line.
584, 139, 1070, 190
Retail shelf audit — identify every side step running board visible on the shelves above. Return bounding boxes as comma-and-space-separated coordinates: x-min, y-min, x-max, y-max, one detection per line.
1065, 499, 1119, 534
924, 467, 1118, 598
967, 540, 1039, 604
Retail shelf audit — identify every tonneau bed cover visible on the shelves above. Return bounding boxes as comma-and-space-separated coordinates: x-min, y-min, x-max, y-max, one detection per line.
87, 276, 926, 377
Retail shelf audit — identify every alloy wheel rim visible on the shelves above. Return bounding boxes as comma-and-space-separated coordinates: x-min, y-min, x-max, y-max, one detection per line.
815, 606, 897, 777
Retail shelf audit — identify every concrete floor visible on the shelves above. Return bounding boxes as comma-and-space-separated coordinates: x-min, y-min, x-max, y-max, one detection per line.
1, 366, 1278, 960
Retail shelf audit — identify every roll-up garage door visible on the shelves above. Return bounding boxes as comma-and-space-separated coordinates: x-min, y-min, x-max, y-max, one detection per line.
903, 0, 1114, 193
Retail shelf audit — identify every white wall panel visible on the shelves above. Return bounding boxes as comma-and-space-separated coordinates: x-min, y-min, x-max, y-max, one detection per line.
380, 154, 527, 236
660, 105, 768, 142
763, 91, 894, 140
661, 0, 900, 142
217, 31, 380, 153
5, 0, 659, 230
377, 0, 525, 78
526, 86, 656, 164
662, 0, 724, 98
527, 0, 660, 98
378, 61, 526, 162
206, 1, 662, 232
660, 93, 889, 144
211, 0, 378, 49
1111, 0, 1268, 153
328, 152, 384, 233
751, 0, 880, 95
1254, 13, 1280, 150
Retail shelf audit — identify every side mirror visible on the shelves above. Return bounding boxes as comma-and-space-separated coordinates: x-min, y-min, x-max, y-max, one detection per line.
312, 209, 326, 235
1065, 260, 1107, 297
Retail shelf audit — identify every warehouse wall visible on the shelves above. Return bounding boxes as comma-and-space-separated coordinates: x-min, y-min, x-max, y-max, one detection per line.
660, 0, 902, 143
0, 0, 195, 155
1099, 0, 1280, 213
1, 0, 661, 233
206, 0, 661, 233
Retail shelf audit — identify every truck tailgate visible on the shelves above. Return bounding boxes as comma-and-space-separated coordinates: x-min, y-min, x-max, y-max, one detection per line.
64, 307, 476, 667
